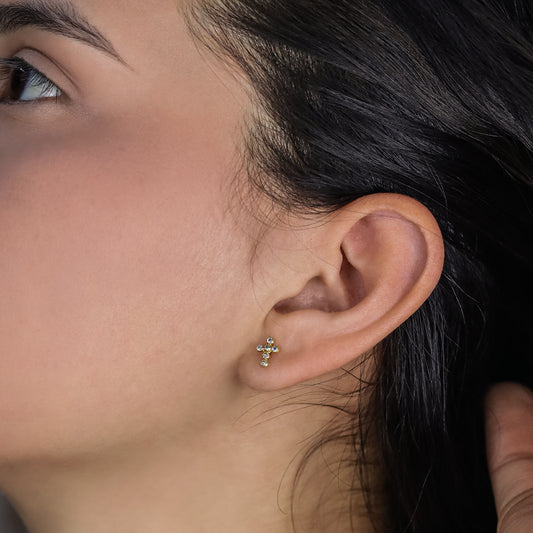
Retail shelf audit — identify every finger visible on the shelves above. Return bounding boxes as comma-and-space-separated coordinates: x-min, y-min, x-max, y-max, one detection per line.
485, 382, 533, 532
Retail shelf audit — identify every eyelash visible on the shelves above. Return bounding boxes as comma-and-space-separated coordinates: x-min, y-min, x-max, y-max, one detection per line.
0, 56, 62, 105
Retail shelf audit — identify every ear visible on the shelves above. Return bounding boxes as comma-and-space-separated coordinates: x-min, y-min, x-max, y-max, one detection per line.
238, 193, 445, 391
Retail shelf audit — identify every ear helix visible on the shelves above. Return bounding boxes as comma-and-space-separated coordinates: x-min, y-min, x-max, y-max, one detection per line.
255, 337, 280, 367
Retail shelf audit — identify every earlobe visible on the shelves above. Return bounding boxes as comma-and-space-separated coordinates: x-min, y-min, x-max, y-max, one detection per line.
239, 193, 445, 392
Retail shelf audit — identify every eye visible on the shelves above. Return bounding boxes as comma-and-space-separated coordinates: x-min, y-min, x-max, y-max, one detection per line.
0, 56, 62, 104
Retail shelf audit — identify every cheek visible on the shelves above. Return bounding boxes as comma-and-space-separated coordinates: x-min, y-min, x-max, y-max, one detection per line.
0, 127, 253, 460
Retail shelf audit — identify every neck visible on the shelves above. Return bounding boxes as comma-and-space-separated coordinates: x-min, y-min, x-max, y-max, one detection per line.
0, 390, 375, 533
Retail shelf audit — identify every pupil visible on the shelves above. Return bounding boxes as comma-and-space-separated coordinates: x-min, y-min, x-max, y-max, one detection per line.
10, 67, 29, 100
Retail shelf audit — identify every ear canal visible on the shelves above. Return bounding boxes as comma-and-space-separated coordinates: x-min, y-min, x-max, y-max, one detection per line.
273, 256, 365, 314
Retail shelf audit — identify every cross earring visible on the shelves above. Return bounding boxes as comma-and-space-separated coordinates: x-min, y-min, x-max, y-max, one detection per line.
256, 337, 279, 367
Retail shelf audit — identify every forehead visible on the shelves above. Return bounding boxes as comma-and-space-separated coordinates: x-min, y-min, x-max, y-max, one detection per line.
0, 0, 192, 67
90, 0, 190, 68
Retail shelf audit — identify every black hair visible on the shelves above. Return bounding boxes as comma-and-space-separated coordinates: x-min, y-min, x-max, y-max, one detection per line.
183, 1, 533, 532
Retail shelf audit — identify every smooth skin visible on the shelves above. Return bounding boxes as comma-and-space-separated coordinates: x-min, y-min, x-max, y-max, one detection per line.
0, 0, 530, 532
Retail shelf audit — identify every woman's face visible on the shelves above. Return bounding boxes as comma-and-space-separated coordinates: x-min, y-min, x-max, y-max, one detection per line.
0, 0, 259, 462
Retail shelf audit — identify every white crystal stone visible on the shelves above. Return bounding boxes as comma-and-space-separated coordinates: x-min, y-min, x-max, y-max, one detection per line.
256, 345, 263, 351
266, 337, 274, 344
264, 346, 272, 353
272, 346, 279, 353
260, 360, 269, 367
263, 353, 270, 359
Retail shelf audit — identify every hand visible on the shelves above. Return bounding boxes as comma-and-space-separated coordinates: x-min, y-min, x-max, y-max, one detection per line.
485, 382, 533, 532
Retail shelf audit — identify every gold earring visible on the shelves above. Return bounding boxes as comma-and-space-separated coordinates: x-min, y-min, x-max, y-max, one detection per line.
256, 337, 279, 367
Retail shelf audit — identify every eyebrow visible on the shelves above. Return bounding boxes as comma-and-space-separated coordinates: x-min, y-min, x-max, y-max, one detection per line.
0, 0, 126, 64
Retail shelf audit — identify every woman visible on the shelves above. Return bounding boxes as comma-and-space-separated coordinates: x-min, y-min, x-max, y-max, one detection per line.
0, 0, 531, 532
